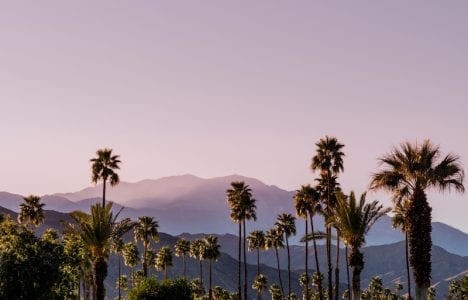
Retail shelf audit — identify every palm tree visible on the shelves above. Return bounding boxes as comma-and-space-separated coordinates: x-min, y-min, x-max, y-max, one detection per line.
330, 192, 389, 300
112, 218, 135, 300
252, 274, 268, 300
156, 246, 173, 279
71, 203, 133, 300
392, 199, 412, 299
90, 148, 121, 207
265, 227, 285, 297
427, 287, 436, 300
276, 213, 296, 299
203, 235, 221, 300
122, 242, 139, 288
370, 140, 464, 300
175, 238, 191, 278
295, 184, 324, 300
227, 181, 257, 300
134, 216, 159, 277
311, 136, 345, 300
190, 239, 206, 284
269, 283, 282, 300
247, 230, 265, 277
18, 195, 45, 229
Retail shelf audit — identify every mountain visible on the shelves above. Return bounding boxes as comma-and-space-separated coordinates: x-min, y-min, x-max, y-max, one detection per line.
2, 174, 468, 255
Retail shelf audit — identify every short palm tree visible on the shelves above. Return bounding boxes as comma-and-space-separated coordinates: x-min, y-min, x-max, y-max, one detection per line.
90, 148, 121, 207
427, 287, 436, 300
269, 283, 282, 300
175, 238, 191, 278
156, 246, 173, 279
71, 203, 133, 300
227, 181, 257, 300
392, 199, 412, 299
247, 230, 266, 277
18, 195, 45, 229
311, 136, 345, 300
370, 140, 464, 300
294, 184, 323, 300
190, 239, 206, 284
122, 242, 139, 288
330, 192, 389, 300
265, 227, 285, 297
134, 216, 159, 277
252, 274, 268, 300
275, 213, 296, 299
203, 235, 221, 300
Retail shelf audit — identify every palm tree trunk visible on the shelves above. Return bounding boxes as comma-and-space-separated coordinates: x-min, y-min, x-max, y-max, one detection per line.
243, 219, 248, 300
275, 247, 285, 297
209, 259, 213, 300
345, 246, 350, 294
305, 217, 309, 300
257, 248, 260, 276
327, 174, 333, 300
349, 248, 363, 300
335, 230, 340, 300
118, 256, 122, 300
199, 259, 203, 284
238, 222, 242, 299
165, 266, 168, 279
102, 178, 107, 207
93, 257, 108, 300
143, 242, 148, 277
286, 235, 291, 299
310, 214, 324, 300
405, 231, 412, 300
407, 188, 431, 300
183, 255, 187, 278
78, 278, 81, 300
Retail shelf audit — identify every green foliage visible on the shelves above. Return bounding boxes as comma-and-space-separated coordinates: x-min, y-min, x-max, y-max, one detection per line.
127, 277, 192, 300
0, 220, 76, 299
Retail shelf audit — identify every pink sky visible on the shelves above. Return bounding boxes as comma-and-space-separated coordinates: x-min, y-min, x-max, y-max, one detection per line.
0, 1, 467, 231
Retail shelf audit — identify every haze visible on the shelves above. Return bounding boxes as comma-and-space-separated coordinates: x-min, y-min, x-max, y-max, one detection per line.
0, 1, 467, 231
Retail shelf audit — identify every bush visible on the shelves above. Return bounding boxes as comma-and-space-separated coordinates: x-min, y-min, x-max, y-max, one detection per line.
127, 277, 192, 300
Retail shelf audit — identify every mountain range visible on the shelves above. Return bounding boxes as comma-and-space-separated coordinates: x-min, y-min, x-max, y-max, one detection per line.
1, 174, 467, 256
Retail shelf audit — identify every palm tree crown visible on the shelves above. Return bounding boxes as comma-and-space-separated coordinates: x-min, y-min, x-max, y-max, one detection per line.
18, 195, 45, 228
370, 140, 464, 202
90, 148, 121, 207
134, 216, 159, 277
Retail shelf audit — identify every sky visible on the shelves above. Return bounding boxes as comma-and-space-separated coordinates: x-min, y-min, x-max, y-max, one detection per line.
0, 1, 467, 231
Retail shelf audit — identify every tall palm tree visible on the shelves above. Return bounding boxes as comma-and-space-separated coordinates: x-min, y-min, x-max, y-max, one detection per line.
175, 238, 191, 278
252, 274, 268, 300
156, 246, 173, 279
330, 192, 389, 300
122, 242, 139, 288
90, 148, 121, 207
294, 184, 324, 300
370, 140, 464, 300
392, 199, 412, 299
227, 181, 257, 300
247, 230, 265, 277
134, 216, 159, 277
203, 235, 221, 300
276, 213, 296, 299
190, 239, 206, 284
18, 195, 45, 229
311, 136, 345, 300
71, 203, 133, 300
265, 227, 285, 297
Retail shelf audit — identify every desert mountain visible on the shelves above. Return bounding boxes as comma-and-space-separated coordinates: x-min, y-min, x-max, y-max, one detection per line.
1, 174, 467, 256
